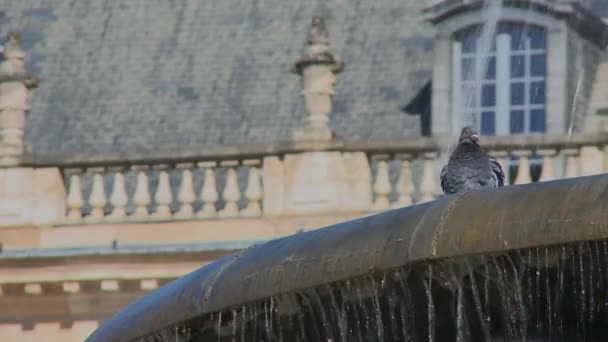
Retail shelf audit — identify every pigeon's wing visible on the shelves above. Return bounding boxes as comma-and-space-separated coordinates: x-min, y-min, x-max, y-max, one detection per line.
440, 164, 448, 194
489, 156, 505, 187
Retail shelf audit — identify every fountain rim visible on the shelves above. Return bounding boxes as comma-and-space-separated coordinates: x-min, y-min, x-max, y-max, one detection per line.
87, 174, 608, 342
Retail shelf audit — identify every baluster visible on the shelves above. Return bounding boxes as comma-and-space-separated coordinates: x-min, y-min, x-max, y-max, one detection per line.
197, 162, 218, 218
489, 151, 509, 184
242, 160, 263, 217
175, 163, 196, 218
537, 149, 556, 182
372, 155, 391, 210
220, 161, 240, 217
108, 167, 128, 220
563, 148, 580, 178
131, 165, 151, 219
65, 169, 84, 222
512, 150, 532, 185
393, 154, 413, 208
152, 165, 173, 219
86, 168, 107, 221
420, 152, 438, 202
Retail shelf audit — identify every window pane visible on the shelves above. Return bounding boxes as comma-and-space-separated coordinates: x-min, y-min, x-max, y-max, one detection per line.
511, 83, 525, 105
510, 110, 524, 133
489, 36, 497, 52
510, 26, 525, 51
481, 84, 496, 107
530, 54, 546, 77
462, 85, 477, 108
528, 26, 546, 49
481, 111, 495, 135
511, 55, 525, 77
462, 58, 475, 81
530, 82, 545, 105
462, 33, 477, 53
484, 57, 496, 80
530, 109, 545, 132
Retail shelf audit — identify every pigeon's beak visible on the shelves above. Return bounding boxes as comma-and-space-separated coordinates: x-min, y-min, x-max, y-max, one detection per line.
471, 133, 479, 141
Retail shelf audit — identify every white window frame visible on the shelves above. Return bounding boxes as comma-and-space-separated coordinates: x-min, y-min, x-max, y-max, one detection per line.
451, 24, 547, 136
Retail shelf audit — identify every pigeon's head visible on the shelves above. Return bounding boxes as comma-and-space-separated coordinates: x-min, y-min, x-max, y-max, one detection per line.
459, 126, 479, 145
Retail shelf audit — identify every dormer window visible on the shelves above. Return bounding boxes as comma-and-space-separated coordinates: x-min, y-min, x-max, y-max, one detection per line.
452, 23, 547, 136
426, 1, 608, 138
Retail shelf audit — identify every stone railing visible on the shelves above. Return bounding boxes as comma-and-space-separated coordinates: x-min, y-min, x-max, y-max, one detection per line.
360, 133, 608, 210
57, 158, 265, 224
20, 132, 608, 225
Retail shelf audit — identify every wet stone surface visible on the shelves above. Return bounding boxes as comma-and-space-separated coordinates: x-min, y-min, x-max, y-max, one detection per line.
139, 240, 608, 342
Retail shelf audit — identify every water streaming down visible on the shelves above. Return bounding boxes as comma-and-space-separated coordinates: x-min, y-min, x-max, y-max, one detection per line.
138, 240, 608, 342
458, 0, 502, 131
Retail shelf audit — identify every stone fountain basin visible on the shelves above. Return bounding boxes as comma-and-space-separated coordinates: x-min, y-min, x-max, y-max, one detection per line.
87, 174, 608, 342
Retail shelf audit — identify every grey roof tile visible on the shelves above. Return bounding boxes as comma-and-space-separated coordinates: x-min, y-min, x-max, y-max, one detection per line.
0, 0, 602, 157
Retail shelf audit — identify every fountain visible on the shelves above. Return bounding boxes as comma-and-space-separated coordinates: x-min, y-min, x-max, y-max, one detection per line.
86, 174, 608, 341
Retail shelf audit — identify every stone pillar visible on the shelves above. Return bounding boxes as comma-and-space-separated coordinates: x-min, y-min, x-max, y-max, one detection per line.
291, 17, 343, 141
431, 34, 452, 136
282, 151, 371, 214
0, 33, 62, 227
0, 167, 65, 226
257, 17, 372, 216
545, 26, 568, 134
0, 33, 38, 166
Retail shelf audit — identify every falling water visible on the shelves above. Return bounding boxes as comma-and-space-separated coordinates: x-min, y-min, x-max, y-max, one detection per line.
459, 0, 502, 131
217, 312, 222, 342
557, 246, 567, 335
578, 243, 587, 338
231, 309, 237, 342
568, 73, 584, 137
138, 240, 608, 342
424, 265, 435, 342
450, 266, 465, 342
544, 248, 552, 341
465, 260, 491, 340
535, 248, 542, 336
325, 284, 345, 342
588, 243, 596, 324
240, 305, 246, 342
368, 276, 385, 342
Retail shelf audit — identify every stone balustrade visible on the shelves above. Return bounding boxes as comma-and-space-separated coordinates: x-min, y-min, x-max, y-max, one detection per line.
29, 132, 607, 224
62, 159, 264, 223
363, 133, 608, 209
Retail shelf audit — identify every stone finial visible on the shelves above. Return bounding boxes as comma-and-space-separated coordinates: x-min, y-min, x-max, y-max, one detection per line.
3, 32, 25, 61
0, 32, 38, 166
308, 16, 329, 45
0, 32, 38, 87
292, 17, 344, 141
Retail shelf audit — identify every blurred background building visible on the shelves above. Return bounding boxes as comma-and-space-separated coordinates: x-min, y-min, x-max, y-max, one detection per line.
0, 0, 607, 340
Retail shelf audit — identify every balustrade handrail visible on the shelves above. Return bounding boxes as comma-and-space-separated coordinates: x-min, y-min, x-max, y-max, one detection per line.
20, 141, 345, 169
20, 131, 608, 224
346, 132, 608, 155
20, 132, 608, 169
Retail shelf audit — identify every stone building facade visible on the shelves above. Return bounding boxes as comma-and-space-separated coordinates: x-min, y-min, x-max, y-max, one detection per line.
0, 0, 606, 340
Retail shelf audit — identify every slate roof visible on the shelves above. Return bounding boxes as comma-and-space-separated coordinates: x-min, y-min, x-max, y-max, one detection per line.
0, 0, 436, 158
1, 1, 606, 158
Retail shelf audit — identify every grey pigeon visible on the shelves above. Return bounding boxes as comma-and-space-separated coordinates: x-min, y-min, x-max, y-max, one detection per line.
440, 126, 505, 195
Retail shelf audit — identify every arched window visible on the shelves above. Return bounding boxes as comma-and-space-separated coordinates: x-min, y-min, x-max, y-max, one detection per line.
453, 23, 546, 136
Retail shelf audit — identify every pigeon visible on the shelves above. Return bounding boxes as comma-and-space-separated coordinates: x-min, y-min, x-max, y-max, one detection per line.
440, 126, 505, 195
